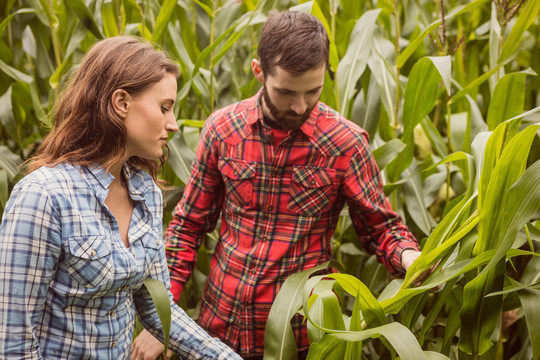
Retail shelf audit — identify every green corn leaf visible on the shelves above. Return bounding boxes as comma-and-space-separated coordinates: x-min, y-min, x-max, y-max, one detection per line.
369, 37, 399, 127
354, 73, 382, 138
480, 156, 540, 275
518, 288, 540, 360
166, 131, 196, 185
421, 117, 448, 158
427, 56, 452, 96
0, 59, 34, 83
488, 1, 502, 86
327, 323, 428, 360
151, 0, 177, 43
143, 278, 171, 356
49, 54, 72, 89
194, 0, 213, 18
459, 261, 505, 356
210, 11, 266, 68
387, 57, 441, 182
397, 0, 489, 68
0, 86, 20, 147
310, 288, 347, 332
0, 146, 22, 181
306, 333, 346, 360
0, 169, 8, 212
418, 278, 459, 345
167, 23, 194, 76
264, 262, 331, 360
449, 112, 468, 152
192, 10, 262, 77
402, 163, 436, 235
336, 9, 381, 118
450, 62, 507, 105
498, 0, 540, 63
476, 124, 538, 254
486, 69, 535, 130
308, 0, 339, 72
101, 0, 118, 37
307, 279, 343, 343
423, 351, 452, 360
372, 139, 406, 170
383, 248, 531, 315
65, 0, 103, 39
442, 304, 462, 354
402, 58, 441, 140
302, 280, 425, 360
0, 8, 37, 35
343, 287, 363, 359
402, 208, 479, 289
325, 273, 387, 327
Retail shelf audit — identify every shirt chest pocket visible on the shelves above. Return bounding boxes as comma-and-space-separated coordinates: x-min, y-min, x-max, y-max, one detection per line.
288, 166, 336, 217
141, 232, 161, 269
67, 236, 114, 288
218, 157, 257, 207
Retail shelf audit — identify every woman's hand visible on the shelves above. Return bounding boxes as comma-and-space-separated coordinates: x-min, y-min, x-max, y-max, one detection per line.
131, 329, 173, 360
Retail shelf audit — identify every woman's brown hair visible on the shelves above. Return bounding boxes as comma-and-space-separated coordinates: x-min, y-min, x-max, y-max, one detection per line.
28, 36, 180, 180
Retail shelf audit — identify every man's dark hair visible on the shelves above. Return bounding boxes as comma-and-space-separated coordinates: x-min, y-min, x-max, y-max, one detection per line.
258, 11, 329, 77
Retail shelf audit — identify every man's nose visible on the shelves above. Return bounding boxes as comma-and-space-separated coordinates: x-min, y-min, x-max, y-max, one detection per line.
290, 96, 308, 115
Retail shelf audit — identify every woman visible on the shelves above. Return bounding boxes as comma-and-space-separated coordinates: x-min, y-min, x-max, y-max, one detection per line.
0, 36, 241, 360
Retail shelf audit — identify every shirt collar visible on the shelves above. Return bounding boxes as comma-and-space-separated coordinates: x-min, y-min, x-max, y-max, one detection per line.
82, 163, 149, 203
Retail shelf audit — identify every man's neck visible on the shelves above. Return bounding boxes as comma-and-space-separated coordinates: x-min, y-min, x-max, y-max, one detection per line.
262, 114, 283, 129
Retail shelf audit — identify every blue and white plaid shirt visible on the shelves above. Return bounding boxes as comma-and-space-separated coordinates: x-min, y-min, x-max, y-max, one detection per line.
0, 163, 240, 359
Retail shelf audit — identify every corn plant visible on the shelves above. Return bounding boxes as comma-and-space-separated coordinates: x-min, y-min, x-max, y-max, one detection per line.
1, 0, 540, 359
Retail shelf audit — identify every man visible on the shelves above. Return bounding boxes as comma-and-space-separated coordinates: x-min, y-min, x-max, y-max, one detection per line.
132, 10, 421, 360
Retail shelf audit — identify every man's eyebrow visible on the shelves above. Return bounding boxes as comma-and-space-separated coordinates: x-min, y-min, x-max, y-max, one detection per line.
274, 85, 323, 93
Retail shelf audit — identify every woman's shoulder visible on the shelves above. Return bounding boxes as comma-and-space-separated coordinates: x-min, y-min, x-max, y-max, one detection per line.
17, 163, 84, 195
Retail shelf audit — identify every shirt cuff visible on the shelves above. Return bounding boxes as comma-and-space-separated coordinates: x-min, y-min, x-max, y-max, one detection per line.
393, 242, 421, 276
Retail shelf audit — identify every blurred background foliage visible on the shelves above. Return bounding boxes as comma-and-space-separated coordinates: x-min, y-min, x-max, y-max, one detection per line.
1, 0, 540, 359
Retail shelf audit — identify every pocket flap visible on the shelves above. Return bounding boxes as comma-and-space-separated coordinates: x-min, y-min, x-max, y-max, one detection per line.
219, 158, 257, 180
68, 236, 111, 260
292, 166, 335, 188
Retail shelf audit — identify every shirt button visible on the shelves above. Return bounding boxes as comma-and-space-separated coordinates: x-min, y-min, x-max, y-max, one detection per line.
251, 269, 257, 275
268, 206, 273, 211
111, 341, 117, 347
155, 240, 160, 245
90, 250, 96, 257
109, 310, 115, 317
311, 179, 316, 185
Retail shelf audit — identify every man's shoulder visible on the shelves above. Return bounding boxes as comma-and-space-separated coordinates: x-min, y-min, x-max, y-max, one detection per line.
314, 103, 369, 151
203, 93, 259, 144
208, 94, 258, 127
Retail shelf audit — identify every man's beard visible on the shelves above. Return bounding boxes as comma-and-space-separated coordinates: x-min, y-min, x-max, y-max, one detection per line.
262, 86, 317, 131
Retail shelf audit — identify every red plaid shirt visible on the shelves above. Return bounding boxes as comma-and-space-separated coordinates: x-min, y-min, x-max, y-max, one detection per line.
165, 90, 419, 358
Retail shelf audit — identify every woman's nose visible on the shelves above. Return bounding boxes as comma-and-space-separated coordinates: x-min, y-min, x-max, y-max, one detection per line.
165, 114, 179, 133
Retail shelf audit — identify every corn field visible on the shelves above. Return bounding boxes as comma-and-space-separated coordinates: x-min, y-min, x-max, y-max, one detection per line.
1, 0, 540, 359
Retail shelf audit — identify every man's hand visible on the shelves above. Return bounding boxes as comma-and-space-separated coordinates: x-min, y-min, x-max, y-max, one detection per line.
401, 249, 421, 272
401, 249, 435, 286
131, 329, 173, 360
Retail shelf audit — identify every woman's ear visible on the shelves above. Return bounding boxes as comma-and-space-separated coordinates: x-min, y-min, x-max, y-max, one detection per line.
111, 89, 131, 118
251, 59, 264, 83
